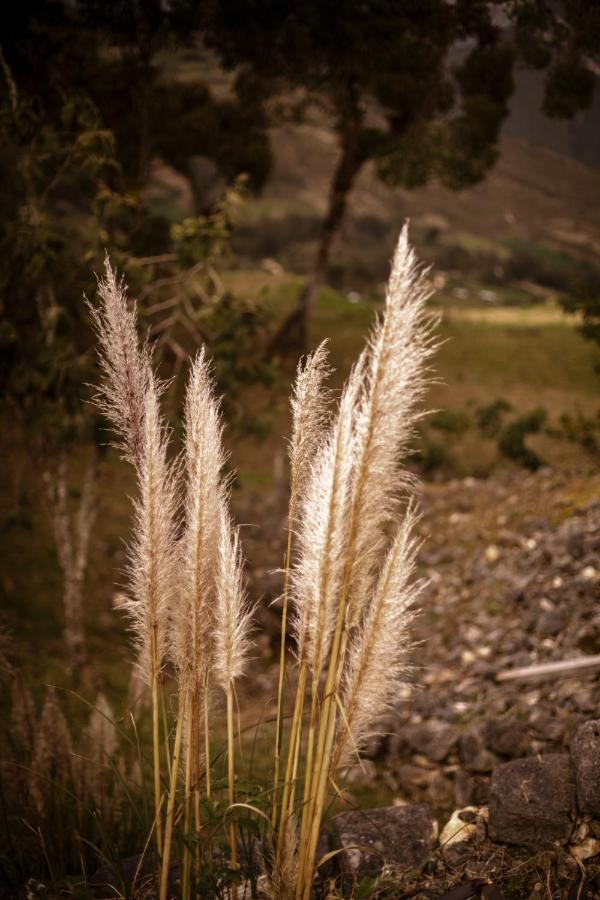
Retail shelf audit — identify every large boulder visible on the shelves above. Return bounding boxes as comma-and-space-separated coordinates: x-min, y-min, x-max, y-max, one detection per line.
488, 754, 576, 849
331, 803, 437, 890
571, 720, 600, 817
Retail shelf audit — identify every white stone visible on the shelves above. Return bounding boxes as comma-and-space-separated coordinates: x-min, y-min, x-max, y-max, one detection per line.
485, 545, 500, 563
439, 806, 488, 854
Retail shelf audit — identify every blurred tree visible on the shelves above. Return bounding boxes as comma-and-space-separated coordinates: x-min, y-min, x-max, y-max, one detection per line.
201, 0, 600, 350
0, 83, 129, 457
0, 1, 275, 456
561, 277, 600, 348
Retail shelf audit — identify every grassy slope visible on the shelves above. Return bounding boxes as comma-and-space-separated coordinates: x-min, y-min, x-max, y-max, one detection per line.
224, 269, 599, 485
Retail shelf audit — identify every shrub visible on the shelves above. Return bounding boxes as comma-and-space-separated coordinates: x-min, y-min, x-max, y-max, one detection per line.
558, 409, 600, 456
476, 398, 513, 438
429, 408, 471, 435
498, 408, 547, 470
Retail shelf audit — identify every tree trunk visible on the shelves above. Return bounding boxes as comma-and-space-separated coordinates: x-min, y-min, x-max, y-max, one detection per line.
268, 145, 363, 356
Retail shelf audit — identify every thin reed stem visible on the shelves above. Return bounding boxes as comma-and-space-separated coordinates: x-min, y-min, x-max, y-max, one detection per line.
193, 685, 202, 891
151, 629, 163, 854
226, 681, 238, 900
296, 576, 350, 898
161, 681, 172, 781
296, 675, 319, 862
275, 656, 306, 862
203, 674, 212, 801
159, 697, 184, 900
299, 628, 349, 900
272, 519, 294, 828
182, 692, 193, 900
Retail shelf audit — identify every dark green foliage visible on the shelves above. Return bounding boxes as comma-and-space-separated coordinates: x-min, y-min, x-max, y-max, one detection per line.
558, 409, 600, 456
0, 90, 125, 454
413, 433, 455, 475
476, 399, 514, 438
202, 0, 599, 342
202, 0, 525, 194
0, 7, 277, 457
560, 271, 600, 347
498, 408, 548, 470
429, 409, 471, 435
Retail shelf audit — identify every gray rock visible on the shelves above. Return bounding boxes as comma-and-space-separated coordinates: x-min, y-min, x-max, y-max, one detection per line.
484, 716, 530, 758
488, 755, 576, 849
571, 720, 600, 817
401, 719, 459, 762
571, 689, 598, 715
454, 770, 491, 808
460, 728, 497, 773
530, 712, 565, 744
537, 608, 564, 637
331, 804, 437, 890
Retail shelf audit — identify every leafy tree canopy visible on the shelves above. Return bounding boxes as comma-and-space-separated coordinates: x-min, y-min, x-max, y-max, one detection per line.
200, 0, 599, 347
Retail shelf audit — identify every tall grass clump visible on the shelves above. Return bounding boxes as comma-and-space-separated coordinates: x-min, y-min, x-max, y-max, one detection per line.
87, 226, 434, 898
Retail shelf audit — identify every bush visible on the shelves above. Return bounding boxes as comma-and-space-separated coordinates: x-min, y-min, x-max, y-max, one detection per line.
558, 409, 600, 456
429, 408, 471, 435
498, 408, 547, 470
476, 399, 513, 438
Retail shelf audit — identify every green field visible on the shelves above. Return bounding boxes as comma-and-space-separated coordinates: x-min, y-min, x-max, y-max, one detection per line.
222, 269, 600, 484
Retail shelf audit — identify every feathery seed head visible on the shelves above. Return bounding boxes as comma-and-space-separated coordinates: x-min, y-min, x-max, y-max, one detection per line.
213, 510, 253, 690
88, 259, 151, 468
343, 227, 435, 625
289, 340, 331, 507
122, 371, 179, 682
172, 349, 228, 691
290, 362, 362, 674
335, 507, 425, 769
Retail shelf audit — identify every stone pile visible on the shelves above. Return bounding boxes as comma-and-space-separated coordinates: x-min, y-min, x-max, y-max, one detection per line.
328, 719, 600, 890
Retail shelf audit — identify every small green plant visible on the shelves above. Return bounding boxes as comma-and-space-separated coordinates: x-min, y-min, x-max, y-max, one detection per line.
498, 408, 547, 471
476, 399, 513, 438
413, 432, 455, 475
429, 409, 471, 435
558, 409, 600, 456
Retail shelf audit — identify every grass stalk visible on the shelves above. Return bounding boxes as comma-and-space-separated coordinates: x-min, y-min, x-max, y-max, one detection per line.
161, 681, 172, 781
226, 681, 238, 900
203, 674, 212, 801
182, 692, 193, 900
295, 676, 319, 861
272, 518, 294, 829
151, 628, 163, 854
193, 685, 202, 891
299, 628, 349, 900
275, 656, 306, 864
296, 579, 349, 898
203, 674, 214, 885
159, 697, 184, 900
